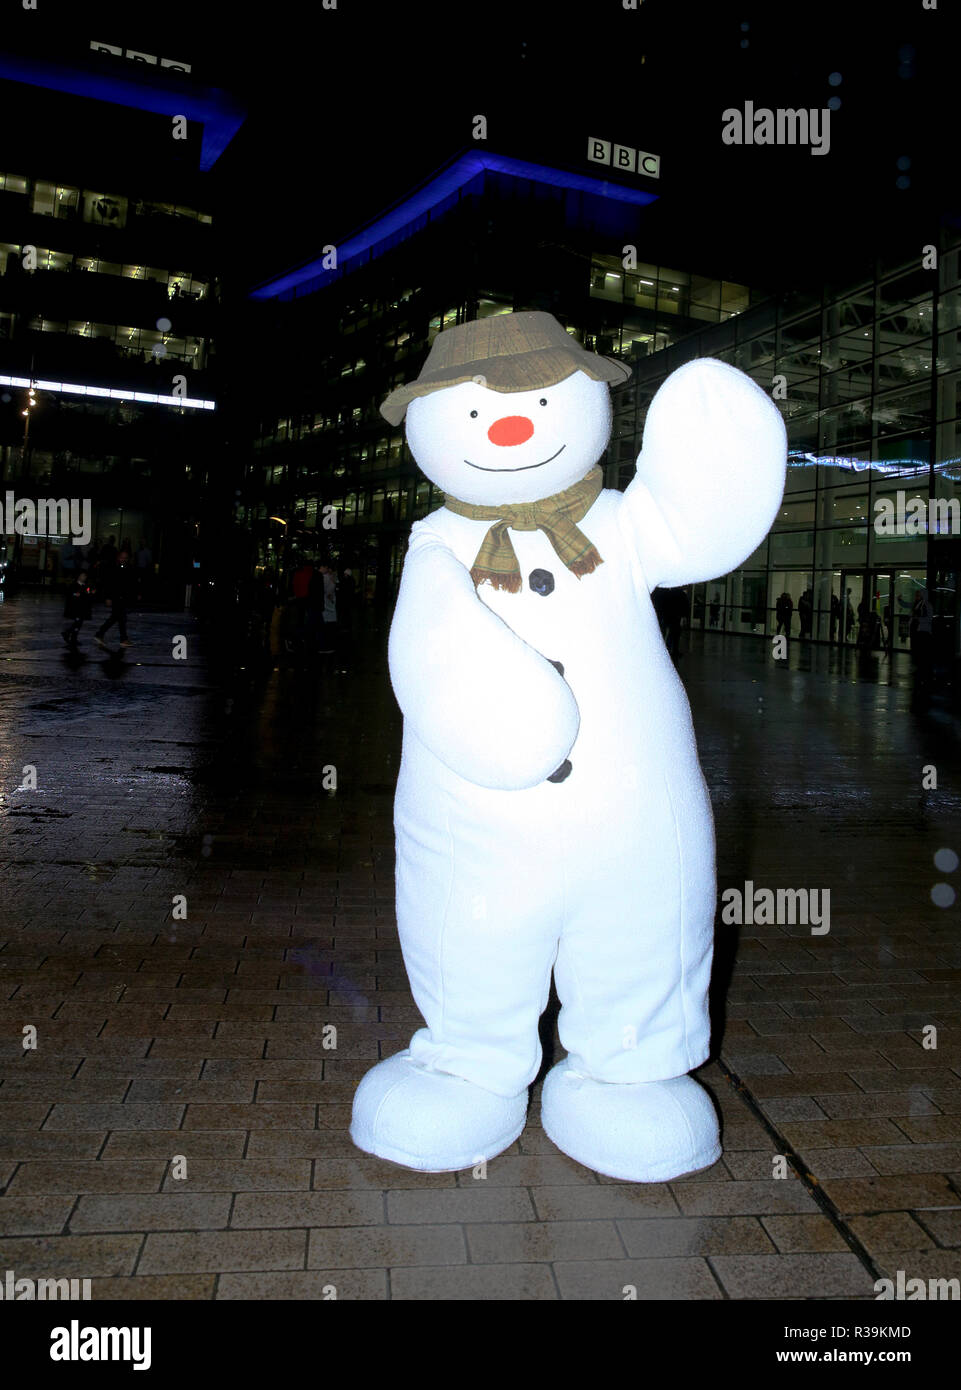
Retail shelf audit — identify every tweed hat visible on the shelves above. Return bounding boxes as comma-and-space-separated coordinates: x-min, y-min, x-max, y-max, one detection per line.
380, 310, 632, 426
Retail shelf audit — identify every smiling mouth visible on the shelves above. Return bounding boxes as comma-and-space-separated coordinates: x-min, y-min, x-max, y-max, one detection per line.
464, 444, 566, 472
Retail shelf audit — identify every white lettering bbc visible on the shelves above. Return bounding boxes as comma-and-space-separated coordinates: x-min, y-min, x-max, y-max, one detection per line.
587, 138, 660, 179
90, 40, 191, 73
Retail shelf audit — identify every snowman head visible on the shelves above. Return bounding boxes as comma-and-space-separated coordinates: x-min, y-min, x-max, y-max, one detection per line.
380, 311, 630, 505
405, 371, 613, 505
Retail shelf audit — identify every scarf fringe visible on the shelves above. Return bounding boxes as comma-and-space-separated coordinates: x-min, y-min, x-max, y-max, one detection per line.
473, 568, 523, 593
569, 552, 603, 579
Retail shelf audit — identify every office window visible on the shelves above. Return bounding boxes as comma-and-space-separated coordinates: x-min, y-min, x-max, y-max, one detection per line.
32, 181, 57, 216
123, 264, 146, 280
140, 329, 165, 360
878, 267, 931, 311
657, 283, 684, 315
56, 185, 80, 217
590, 260, 625, 302
0, 173, 28, 194
824, 288, 874, 334
825, 489, 868, 526
721, 282, 750, 317
690, 276, 721, 311
83, 191, 127, 227
0, 242, 19, 273
877, 303, 931, 352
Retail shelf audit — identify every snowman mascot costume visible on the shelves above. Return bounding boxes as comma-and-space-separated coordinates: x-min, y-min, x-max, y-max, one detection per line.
351, 311, 786, 1181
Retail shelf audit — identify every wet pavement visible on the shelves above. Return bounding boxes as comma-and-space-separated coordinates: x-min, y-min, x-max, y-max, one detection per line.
1, 590, 960, 1300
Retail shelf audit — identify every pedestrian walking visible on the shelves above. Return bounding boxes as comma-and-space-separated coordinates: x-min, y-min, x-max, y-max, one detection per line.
775, 591, 793, 636
288, 555, 315, 656
311, 562, 338, 657
798, 588, 813, 639
62, 569, 92, 649
94, 547, 135, 648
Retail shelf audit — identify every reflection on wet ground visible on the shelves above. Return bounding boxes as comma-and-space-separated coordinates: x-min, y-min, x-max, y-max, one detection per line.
0, 592, 959, 1300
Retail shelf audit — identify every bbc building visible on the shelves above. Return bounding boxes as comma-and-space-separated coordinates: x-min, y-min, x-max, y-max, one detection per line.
240, 138, 961, 667
0, 33, 239, 595
240, 142, 758, 601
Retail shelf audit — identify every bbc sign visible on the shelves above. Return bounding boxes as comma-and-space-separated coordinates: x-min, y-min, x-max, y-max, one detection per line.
587, 138, 660, 179
90, 40, 191, 73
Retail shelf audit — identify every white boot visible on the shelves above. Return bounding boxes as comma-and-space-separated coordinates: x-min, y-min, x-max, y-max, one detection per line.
541, 1059, 720, 1182
350, 1051, 528, 1172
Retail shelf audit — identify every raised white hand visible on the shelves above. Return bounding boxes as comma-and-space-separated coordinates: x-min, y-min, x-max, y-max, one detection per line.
617, 358, 787, 590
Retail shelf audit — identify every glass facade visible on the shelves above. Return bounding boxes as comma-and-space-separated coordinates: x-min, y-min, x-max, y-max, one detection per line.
627, 234, 961, 658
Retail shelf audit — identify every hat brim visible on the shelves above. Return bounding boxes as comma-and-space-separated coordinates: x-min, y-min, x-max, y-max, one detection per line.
380, 345, 632, 426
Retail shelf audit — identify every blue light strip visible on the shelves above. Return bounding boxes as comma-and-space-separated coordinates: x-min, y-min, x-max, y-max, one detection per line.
789, 451, 961, 478
0, 53, 246, 170
248, 151, 660, 301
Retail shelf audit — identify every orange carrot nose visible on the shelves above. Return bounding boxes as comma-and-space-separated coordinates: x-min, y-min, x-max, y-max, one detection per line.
487, 415, 534, 446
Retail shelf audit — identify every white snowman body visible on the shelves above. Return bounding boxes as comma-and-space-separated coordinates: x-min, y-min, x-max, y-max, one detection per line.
351, 354, 786, 1179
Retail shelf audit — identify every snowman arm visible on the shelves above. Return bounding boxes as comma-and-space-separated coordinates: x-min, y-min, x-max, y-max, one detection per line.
617, 357, 786, 589
388, 523, 580, 790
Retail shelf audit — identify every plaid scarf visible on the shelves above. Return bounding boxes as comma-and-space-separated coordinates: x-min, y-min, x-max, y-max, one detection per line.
442, 467, 604, 593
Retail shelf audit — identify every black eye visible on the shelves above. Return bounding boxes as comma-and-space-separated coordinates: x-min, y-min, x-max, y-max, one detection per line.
539, 397, 548, 406
470, 410, 478, 418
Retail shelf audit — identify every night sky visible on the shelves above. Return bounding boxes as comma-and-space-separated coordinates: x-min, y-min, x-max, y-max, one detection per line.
3, 0, 955, 293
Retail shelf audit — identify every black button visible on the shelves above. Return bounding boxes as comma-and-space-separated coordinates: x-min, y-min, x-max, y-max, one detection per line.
549, 659, 564, 676
529, 568, 554, 596
547, 760, 572, 783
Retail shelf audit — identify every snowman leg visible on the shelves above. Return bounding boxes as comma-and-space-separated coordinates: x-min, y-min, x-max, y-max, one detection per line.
350, 822, 560, 1172
542, 776, 721, 1182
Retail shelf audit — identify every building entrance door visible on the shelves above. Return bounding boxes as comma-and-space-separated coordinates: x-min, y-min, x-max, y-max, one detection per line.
842, 569, 895, 650
870, 569, 896, 651
839, 570, 864, 646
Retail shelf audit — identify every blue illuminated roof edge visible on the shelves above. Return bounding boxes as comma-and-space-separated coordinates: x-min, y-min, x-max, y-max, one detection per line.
247, 150, 660, 302
0, 52, 246, 170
